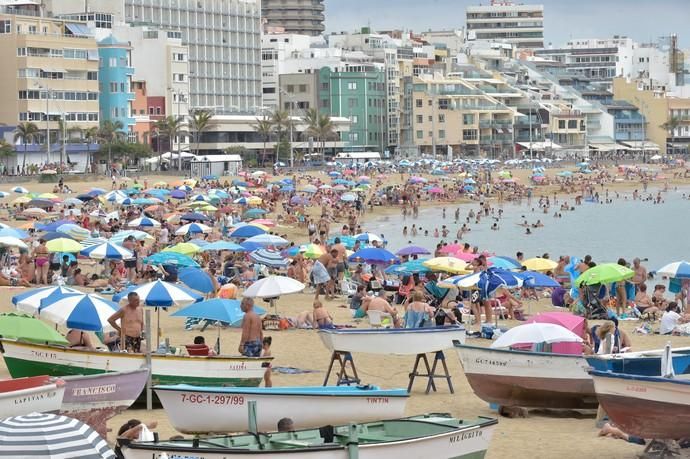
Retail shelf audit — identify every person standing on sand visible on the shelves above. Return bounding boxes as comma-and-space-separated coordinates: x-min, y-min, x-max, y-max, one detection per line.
631, 258, 647, 293
238, 297, 263, 357
107, 292, 144, 353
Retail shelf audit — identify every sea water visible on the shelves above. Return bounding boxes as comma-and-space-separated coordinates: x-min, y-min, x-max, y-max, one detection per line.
364, 187, 689, 271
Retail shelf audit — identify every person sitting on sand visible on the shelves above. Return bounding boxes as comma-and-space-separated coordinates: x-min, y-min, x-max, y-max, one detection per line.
592, 319, 632, 354
313, 299, 335, 329
193, 336, 216, 356
404, 291, 435, 328
633, 284, 658, 318
660, 302, 690, 335
363, 290, 401, 327
494, 287, 523, 320
66, 329, 96, 350
651, 284, 669, 311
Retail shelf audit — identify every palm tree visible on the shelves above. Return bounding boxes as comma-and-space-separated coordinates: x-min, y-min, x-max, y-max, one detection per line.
82, 126, 99, 173
252, 116, 273, 167
156, 116, 186, 171
0, 139, 15, 174
188, 109, 213, 157
271, 110, 292, 162
14, 122, 39, 174
661, 117, 682, 155
98, 120, 125, 172
304, 108, 335, 161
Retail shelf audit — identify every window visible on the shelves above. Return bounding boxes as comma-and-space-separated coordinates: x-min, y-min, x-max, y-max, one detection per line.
416, 115, 423, 124
439, 130, 445, 139
320, 82, 329, 91
299, 84, 307, 93
348, 98, 358, 108
109, 57, 117, 67
173, 53, 186, 61
568, 120, 578, 129
439, 114, 445, 123
173, 73, 186, 82
28, 25, 36, 34
415, 99, 423, 108
348, 82, 357, 90
17, 47, 26, 56
428, 116, 433, 122
463, 114, 475, 124
0, 20, 11, 34
351, 132, 359, 142
558, 120, 566, 129
120, 82, 126, 93
287, 85, 295, 93
416, 130, 423, 139
110, 82, 117, 93
156, 107, 162, 115
350, 115, 358, 123
87, 71, 98, 80
262, 87, 275, 94
149, 107, 154, 115
463, 129, 478, 141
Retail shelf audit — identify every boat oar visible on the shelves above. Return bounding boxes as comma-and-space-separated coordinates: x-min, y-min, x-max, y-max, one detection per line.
346, 423, 359, 459
248, 400, 258, 434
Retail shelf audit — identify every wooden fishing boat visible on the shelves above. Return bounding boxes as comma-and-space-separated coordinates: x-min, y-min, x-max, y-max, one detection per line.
591, 370, 690, 439
454, 342, 597, 409
0, 375, 65, 418
586, 346, 690, 376
59, 369, 149, 437
319, 326, 466, 355
155, 384, 409, 434
121, 413, 497, 459
0, 339, 271, 389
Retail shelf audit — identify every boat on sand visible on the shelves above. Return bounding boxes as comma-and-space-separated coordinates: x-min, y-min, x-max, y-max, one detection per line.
0, 375, 65, 417
319, 326, 466, 355
155, 384, 409, 434
121, 413, 497, 459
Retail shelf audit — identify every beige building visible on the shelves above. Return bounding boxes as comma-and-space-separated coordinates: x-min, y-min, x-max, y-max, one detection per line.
0, 13, 99, 160
613, 77, 690, 154
412, 75, 514, 157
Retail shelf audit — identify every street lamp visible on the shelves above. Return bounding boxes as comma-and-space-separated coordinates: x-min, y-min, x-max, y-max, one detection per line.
168, 87, 186, 171
278, 88, 298, 169
34, 82, 52, 164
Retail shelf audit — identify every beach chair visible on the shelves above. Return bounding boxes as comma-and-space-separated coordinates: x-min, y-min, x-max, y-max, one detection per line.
340, 279, 358, 298
367, 310, 392, 328
185, 344, 210, 356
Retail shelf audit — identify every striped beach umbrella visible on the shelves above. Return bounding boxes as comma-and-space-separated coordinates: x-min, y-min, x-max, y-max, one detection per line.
0, 191, 9, 198
249, 249, 289, 268
657, 261, 690, 279
12, 286, 82, 314
0, 412, 115, 458
127, 216, 161, 228
114, 280, 202, 307
244, 234, 289, 247
175, 222, 211, 235
80, 242, 134, 260
56, 223, 90, 241
109, 230, 152, 245
103, 190, 127, 202
39, 293, 119, 332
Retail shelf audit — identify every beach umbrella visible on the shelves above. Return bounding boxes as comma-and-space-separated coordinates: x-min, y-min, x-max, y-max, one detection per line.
244, 208, 267, 218
23, 207, 48, 217
103, 190, 127, 202
249, 249, 289, 268
354, 232, 383, 244
229, 224, 266, 238
0, 412, 115, 458
0, 236, 28, 250
80, 242, 134, 260
348, 247, 397, 265
180, 212, 211, 222
56, 223, 90, 241
179, 267, 215, 294
244, 234, 289, 247
423, 257, 469, 274
188, 238, 210, 247
529, 312, 585, 337
175, 223, 211, 235
11, 186, 29, 194
522, 257, 558, 272
201, 241, 246, 252
301, 184, 318, 193
109, 230, 153, 245
488, 256, 522, 270
396, 245, 431, 256
0, 227, 29, 240
575, 263, 634, 287
301, 243, 325, 259
0, 312, 68, 345
143, 252, 199, 268
340, 193, 357, 202
12, 196, 30, 205
128, 217, 161, 228
439, 268, 523, 298
0, 191, 8, 198
170, 189, 187, 199
46, 238, 83, 253
64, 197, 86, 207
385, 259, 431, 275
171, 299, 266, 327
243, 275, 305, 298
518, 270, 561, 288
656, 261, 690, 279
12, 286, 82, 314
326, 235, 356, 249
38, 293, 119, 332
115, 280, 202, 307
27, 198, 56, 209
163, 242, 201, 256
491, 323, 583, 349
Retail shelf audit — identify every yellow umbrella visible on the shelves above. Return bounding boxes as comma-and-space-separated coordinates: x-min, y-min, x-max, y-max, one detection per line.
163, 242, 200, 256
200, 205, 218, 212
46, 238, 84, 253
183, 179, 198, 187
522, 257, 558, 272
38, 193, 59, 199
302, 243, 325, 259
423, 257, 469, 274
247, 196, 263, 205
154, 181, 168, 188
12, 196, 31, 204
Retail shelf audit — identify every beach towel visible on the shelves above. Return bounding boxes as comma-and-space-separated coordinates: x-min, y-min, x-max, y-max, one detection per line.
310, 260, 330, 285
272, 366, 319, 374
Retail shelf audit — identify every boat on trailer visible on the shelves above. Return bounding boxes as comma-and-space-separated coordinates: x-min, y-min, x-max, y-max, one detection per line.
155, 384, 409, 434
0, 375, 65, 418
319, 326, 466, 355
121, 413, 497, 459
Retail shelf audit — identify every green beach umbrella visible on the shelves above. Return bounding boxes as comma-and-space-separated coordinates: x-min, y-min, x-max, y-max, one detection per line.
0, 312, 68, 345
575, 263, 634, 287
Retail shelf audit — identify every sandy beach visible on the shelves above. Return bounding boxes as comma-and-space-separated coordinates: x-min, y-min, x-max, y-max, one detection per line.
0, 164, 687, 458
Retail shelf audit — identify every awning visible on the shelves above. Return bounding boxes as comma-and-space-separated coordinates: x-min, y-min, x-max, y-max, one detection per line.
517, 141, 562, 151
621, 141, 660, 151
65, 23, 92, 37
588, 143, 619, 152
41, 68, 65, 73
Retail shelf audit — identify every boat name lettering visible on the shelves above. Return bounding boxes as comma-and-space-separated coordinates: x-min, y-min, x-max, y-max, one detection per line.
14, 391, 57, 405
30, 350, 57, 360
366, 397, 389, 404
164, 455, 203, 459
72, 384, 117, 397
180, 393, 246, 406
475, 358, 507, 367
228, 363, 247, 370
625, 385, 647, 393
449, 429, 483, 444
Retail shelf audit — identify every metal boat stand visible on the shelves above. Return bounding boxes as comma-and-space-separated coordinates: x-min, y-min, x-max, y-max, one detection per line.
407, 351, 454, 394
323, 351, 361, 386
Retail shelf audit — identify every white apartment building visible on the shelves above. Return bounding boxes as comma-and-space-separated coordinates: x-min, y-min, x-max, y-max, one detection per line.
46, 0, 262, 113
466, 1, 544, 49
261, 33, 314, 110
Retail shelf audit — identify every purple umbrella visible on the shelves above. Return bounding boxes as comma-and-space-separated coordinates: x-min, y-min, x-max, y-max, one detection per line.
396, 245, 431, 256
170, 190, 187, 199
290, 196, 307, 205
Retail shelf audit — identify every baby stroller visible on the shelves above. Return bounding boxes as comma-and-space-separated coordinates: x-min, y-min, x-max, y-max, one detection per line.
581, 284, 608, 319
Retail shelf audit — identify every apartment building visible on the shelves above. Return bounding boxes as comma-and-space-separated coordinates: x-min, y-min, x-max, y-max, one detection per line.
261, 0, 325, 37
97, 35, 134, 133
0, 13, 99, 165
466, 1, 544, 49
261, 33, 314, 110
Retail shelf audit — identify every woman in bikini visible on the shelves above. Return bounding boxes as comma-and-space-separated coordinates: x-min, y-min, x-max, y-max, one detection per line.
33, 239, 49, 285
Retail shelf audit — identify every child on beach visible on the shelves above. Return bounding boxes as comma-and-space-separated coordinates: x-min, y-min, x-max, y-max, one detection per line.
262, 336, 273, 387
313, 299, 335, 329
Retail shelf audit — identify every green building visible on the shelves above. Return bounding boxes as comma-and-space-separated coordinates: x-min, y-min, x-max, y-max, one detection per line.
318, 67, 387, 151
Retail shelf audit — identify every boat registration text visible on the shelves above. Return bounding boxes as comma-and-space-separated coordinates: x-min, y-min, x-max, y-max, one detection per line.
449, 429, 483, 444
180, 393, 246, 405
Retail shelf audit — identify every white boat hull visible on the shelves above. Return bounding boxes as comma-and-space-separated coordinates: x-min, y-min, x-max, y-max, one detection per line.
122, 421, 496, 459
155, 387, 408, 434
319, 326, 466, 355
455, 344, 596, 409
0, 382, 65, 418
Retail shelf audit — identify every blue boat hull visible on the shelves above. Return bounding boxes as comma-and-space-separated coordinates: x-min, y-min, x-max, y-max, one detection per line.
586, 350, 690, 376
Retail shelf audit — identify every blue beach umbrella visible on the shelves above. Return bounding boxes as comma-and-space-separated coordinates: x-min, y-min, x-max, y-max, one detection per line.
170, 190, 187, 199
127, 217, 161, 228
35, 220, 73, 232
245, 234, 289, 247
229, 225, 266, 238
171, 299, 265, 327
180, 212, 211, 222
657, 261, 690, 279
249, 249, 289, 268
202, 241, 246, 252
396, 245, 431, 256
244, 208, 267, 218
175, 223, 211, 235
143, 252, 200, 268
240, 241, 263, 252
488, 256, 522, 270
348, 248, 397, 265
518, 270, 561, 288
38, 294, 119, 332
441, 268, 523, 299
114, 280, 202, 307
179, 267, 215, 294
12, 286, 82, 314
384, 259, 430, 275
0, 228, 29, 240
80, 242, 134, 260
